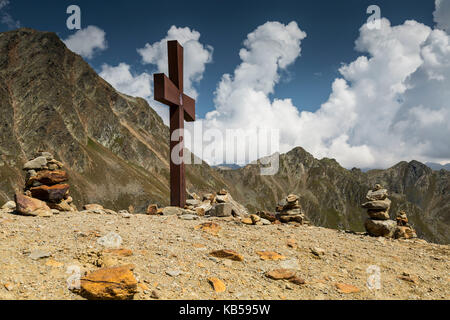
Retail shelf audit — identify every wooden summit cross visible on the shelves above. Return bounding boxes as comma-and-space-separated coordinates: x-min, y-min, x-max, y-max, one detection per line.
154, 40, 195, 208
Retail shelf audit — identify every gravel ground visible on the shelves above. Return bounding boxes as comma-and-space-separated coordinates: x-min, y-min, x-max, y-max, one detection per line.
0, 211, 448, 300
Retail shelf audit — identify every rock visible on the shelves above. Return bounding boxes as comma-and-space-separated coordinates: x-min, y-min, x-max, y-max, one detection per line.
165, 270, 182, 277
367, 210, 390, 220
179, 214, 199, 220
30, 184, 70, 203
210, 249, 244, 262
146, 204, 158, 215
256, 251, 286, 261
310, 247, 325, 257
202, 193, 215, 202
364, 219, 397, 238
29, 249, 51, 260
26, 170, 68, 187
118, 210, 131, 218
195, 222, 221, 236
150, 290, 160, 299
362, 199, 391, 211
103, 248, 133, 257
286, 239, 297, 248
84, 204, 104, 211
208, 277, 226, 293
76, 265, 137, 300
241, 218, 253, 225
0, 201, 16, 213
162, 206, 183, 216
1, 201, 16, 210
210, 203, 232, 217
250, 214, 261, 224
366, 189, 388, 201
286, 194, 299, 203
217, 189, 228, 195
257, 211, 277, 222
97, 232, 123, 249
260, 218, 271, 225
39, 152, 53, 160
396, 210, 409, 226
395, 226, 417, 239
265, 269, 296, 280
215, 194, 229, 203
14, 192, 53, 217
23, 156, 47, 170
47, 199, 74, 212
335, 283, 360, 294
289, 276, 306, 285
186, 199, 201, 207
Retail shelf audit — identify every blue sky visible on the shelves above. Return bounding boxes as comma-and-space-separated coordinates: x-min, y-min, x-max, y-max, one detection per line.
1, 0, 449, 169
1, 0, 436, 117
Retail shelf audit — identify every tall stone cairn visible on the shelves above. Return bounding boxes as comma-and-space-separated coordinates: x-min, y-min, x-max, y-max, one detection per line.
362, 184, 397, 238
14, 151, 76, 216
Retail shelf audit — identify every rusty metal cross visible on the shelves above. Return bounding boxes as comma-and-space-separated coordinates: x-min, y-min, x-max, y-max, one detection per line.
154, 40, 195, 208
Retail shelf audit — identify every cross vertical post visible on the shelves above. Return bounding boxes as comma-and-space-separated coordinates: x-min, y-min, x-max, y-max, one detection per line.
154, 41, 196, 208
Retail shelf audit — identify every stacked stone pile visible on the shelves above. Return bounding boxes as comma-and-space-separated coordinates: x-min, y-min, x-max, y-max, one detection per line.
275, 194, 310, 225
145, 189, 248, 218
13, 152, 76, 217
362, 185, 417, 239
394, 210, 417, 239
362, 184, 397, 238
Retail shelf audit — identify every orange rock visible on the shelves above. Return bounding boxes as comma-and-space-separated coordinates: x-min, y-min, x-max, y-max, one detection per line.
265, 269, 296, 280
30, 184, 70, 203
241, 218, 253, 225
210, 249, 244, 261
208, 277, 226, 293
289, 276, 306, 285
103, 248, 133, 257
45, 259, 64, 268
77, 265, 138, 300
256, 251, 286, 261
335, 283, 360, 294
192, 243, 206, 249
195, 222, 221, 236
26, 170, 68, 187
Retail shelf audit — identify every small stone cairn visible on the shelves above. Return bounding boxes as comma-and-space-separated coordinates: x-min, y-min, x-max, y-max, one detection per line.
394, 210, 417, 239
362, 184, 416, 239
13, 152, 75, 216
275, 194, 310, 224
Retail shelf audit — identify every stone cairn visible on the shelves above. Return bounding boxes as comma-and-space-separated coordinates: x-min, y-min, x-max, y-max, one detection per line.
394, 210, 417, 239
14, 152, 75, 217
275, 194, 309, 224
362, 184, 416, 239
254, 194, 310, 225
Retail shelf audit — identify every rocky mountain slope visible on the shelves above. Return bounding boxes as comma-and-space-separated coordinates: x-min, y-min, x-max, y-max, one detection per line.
219, 148, 450, 244
0, 28, 228, 210
0, 28, 448, 244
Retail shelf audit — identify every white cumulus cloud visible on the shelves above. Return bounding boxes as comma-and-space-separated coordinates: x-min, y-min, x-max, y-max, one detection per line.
137, 25, 213, 100
0, 0, 20, 29
196, 10, 450, 168
434, 0, 450, 31
63, 25, 107, 59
